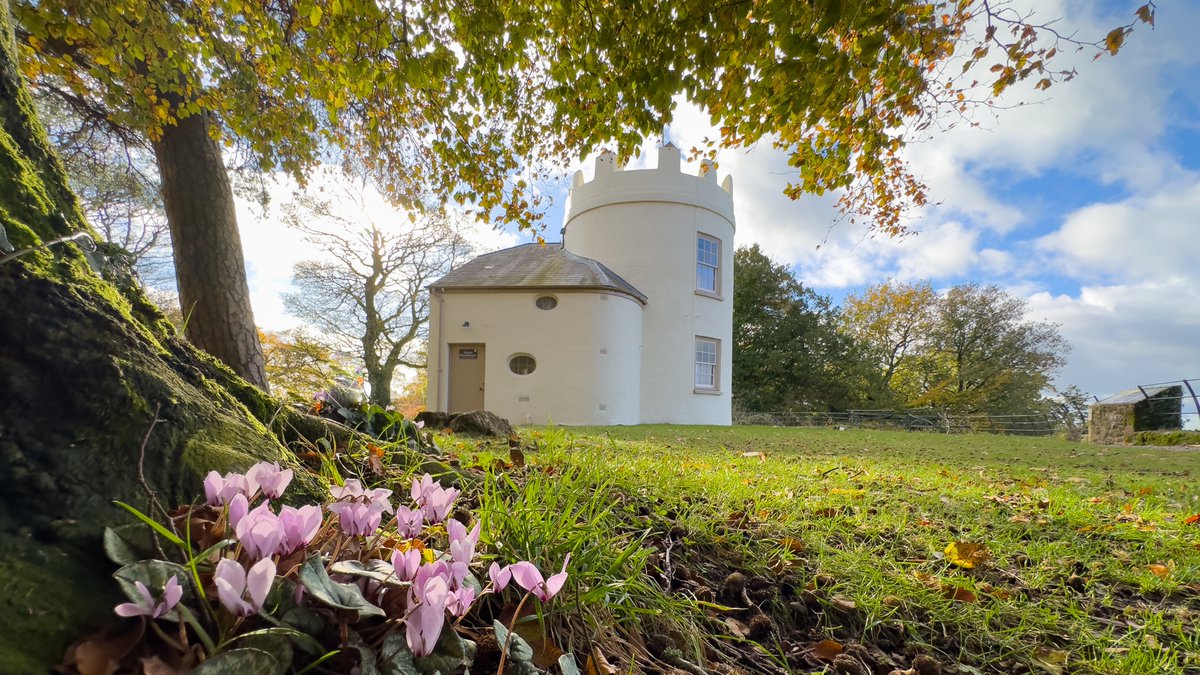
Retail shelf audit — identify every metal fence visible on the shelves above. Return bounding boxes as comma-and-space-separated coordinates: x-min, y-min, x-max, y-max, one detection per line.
1119, 378, 1200, 430
733, 408, 1058, 436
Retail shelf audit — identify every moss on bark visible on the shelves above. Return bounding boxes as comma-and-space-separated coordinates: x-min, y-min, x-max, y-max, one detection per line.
0, 2, 313, 669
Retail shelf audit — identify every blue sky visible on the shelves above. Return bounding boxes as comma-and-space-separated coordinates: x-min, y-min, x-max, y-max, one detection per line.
241, 0, 1199, 409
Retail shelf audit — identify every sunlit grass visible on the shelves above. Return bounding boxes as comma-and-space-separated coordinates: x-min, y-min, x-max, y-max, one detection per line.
442, 425, 1200, 673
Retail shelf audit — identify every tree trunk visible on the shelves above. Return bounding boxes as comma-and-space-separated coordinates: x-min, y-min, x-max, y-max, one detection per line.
0, 8, 293, 669
152, 111, 269, 391
370, 367, 394, 409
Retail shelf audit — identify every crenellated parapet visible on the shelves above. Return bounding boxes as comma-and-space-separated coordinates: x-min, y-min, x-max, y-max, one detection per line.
565, 145, 735, 228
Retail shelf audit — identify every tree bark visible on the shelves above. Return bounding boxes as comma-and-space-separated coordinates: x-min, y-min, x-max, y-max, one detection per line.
152, 112, 269, 390
0, 8, 294, 668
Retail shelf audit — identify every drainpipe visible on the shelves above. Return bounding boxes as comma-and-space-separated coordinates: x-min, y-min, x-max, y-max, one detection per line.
435, 288, 445, 411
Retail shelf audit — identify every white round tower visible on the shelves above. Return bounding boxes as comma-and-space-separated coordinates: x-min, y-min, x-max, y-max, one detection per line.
563, 145, 735, 425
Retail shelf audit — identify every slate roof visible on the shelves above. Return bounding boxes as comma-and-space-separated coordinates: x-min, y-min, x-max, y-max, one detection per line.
431, 243, 647, 304
1096, 385, 1177, 405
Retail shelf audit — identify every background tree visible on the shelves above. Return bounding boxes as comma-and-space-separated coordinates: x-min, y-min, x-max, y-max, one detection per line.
840, 280, 938, 405
915, 284, 1070, 413
282, 190, 470, 408
34, 94, 174, 288
13, 0, 1152, 388
1044, 384, 1092, 441
733, 245, 866, 412
260, 328, 348, 401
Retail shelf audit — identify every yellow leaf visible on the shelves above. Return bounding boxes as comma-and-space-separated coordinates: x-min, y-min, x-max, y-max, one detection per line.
944, 541, 989, 569
829, 488, 866, 497
309, 5, 323, 27
1147, 563, 1172, 578
1032, 646, 1067, 675
779, 537, 805, 553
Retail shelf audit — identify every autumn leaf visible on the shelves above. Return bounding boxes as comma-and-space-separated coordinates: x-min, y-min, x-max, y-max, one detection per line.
779, 537, 805, 553
811, 639, 844, 661
829, 488, 866, 497
740, 451, 767, 461
1032, 646, 1068, 675
1104, 27, 1127, 55
1184, 514, 1200, 526
944, 541, 990, 569
1147, 563, 1173, 578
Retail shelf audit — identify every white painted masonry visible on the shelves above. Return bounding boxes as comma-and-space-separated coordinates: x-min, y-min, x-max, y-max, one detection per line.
426, 144, 735, 425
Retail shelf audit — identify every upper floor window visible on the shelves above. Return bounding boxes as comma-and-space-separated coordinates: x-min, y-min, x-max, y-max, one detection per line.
696, 234, 720, 296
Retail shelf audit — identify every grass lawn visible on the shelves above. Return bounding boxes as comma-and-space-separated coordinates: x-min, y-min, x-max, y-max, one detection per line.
441, 425, 1200, 674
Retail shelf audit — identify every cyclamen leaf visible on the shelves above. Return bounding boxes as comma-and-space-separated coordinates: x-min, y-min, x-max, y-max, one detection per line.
558, 653, 582, 675
493, 620, 535, 662
297, 556, 385, 619
190, 648, 279, 675
103, 527, 138, 566
378, 630, 420, 675
414, 623, 475, 675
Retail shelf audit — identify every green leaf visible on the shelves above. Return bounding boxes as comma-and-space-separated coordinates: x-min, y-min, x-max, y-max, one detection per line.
113, 500, 185, 547
234, 626, 324, 657
330, 559, 410, 588
559, 653, 582, 675
190, 648, 279, 675
492, 620, 534, 662
415, 622, 475, 674
378, 629, 420, 675
103, 527, 138, 566
297, 555, 385, 619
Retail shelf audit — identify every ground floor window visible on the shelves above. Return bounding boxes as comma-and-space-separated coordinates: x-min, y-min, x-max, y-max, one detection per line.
694, 337, 719, 391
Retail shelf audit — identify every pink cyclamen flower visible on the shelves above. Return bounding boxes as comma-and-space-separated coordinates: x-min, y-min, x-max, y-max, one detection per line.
278, 505, 322, 554
509, 554, 571, 602
329, 478, 366, 501
228, 493, 249, 527
488, 562, 511, 592
235, 502, 284, 560
328, 500, 386, 537
395, 505, 424, 539
411, 474, 436, 505
330, 479, 394, 514
204, 471, 251, 506
406, 575, 450, 657
420, 485, 459, 524
447, 519, 481, 565
114, 576, 182, 619
446, 586, 476, 618
391, 547, 422, 582
214, 557, 275, 617
247, 461, 293, 500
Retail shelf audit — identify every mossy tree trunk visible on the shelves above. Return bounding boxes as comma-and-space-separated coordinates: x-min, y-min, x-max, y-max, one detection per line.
0, 3, 290, 670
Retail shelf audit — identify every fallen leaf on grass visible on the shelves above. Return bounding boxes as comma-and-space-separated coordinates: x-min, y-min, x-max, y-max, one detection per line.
1031, 646, 1068, 675
724, 617, 751, 638
586, 646, 618, 675
779, 537, 805, 553
810, 639, 844, 661
945, 541, 990, 569
740, 451, 767, 461
830, 594, 857, 612
913, 571, 977, 603
1185, 513, 1200, 526
829, 488, 866, 497
1147, 562, 1173, 578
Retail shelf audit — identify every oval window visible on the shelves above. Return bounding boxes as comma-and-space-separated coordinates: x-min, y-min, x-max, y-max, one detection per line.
535, 295, 558, 310
509, 354, 536, 375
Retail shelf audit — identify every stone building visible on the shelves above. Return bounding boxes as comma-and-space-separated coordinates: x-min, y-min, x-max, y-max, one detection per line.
1088, 385, 1183, 444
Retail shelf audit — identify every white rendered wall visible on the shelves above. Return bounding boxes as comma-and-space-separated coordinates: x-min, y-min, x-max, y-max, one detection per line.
426, 289, 643, 426
564, 147, 735, 425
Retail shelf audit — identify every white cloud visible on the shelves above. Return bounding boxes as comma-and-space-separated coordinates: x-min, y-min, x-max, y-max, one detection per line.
1036, 177, 1200, 284
1029, 279, 1200, 399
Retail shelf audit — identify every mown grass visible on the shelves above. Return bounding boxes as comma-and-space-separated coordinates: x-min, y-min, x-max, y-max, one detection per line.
440, 425, 1200, 674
